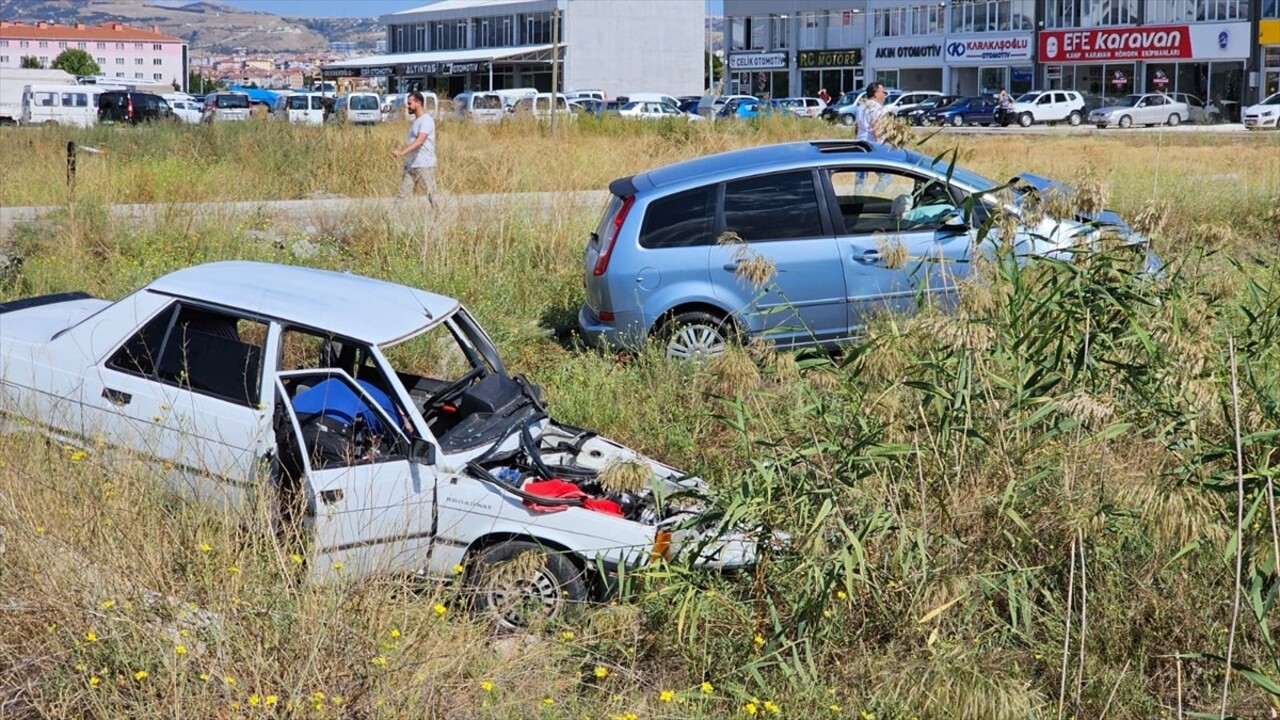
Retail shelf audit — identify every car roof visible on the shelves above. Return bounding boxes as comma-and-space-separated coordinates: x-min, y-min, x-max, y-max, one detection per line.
146, 261, 459, 345
615, 140, 950, 197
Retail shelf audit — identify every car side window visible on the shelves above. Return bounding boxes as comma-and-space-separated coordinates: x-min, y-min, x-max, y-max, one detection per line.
639, 186, 716, 249
722, 171, 824, 242
828, 168, 957, 235
107, 303, 267, 406
1037, 95, 1050, 105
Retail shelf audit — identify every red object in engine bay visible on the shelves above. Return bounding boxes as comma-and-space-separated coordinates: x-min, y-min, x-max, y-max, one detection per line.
521, 479, 623, 517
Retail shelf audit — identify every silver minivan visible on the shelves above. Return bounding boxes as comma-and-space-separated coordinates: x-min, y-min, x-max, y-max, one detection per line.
202, 92, 251, 122
452, 92, 504, 123
333, 92, 382, 125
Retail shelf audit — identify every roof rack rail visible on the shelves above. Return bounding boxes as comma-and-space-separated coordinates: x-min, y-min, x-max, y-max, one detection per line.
810, 140, 874, 154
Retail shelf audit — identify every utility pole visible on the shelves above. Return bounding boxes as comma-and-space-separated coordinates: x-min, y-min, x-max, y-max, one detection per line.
550, 7, 561, 136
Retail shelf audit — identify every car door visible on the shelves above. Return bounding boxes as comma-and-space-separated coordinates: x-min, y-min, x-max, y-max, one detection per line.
273, 370, 435, 583
824, 166, 973, 332
709, 169, 847, 346
80, 300, 274, 510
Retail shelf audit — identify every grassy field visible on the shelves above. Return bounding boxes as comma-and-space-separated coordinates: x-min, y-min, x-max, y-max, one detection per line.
2, 118, 1280, 719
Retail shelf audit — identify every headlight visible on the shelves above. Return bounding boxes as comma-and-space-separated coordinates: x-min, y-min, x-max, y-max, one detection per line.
1263, 110, 1276, 117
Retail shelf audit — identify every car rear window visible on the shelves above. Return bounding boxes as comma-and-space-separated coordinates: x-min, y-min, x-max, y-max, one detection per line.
476, 95, 502, 109
723, 171, 824, 242
351, 95, 379, 110
639, 186, 715, 249
219, 94, 250, 109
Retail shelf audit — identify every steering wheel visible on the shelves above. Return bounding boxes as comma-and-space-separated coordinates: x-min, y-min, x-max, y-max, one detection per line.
422, 366, 485, 419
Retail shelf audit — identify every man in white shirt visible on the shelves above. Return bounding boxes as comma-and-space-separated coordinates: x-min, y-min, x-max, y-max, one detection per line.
854, 82, 891, 193
393, 91, 438, 207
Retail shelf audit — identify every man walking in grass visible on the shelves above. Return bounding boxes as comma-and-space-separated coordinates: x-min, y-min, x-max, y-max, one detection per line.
393, 91, 437, 207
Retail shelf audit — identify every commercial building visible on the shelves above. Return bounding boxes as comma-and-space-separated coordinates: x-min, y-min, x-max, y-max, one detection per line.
724, 0, 1268, 108
1038, 0, 1255, 118
321, 0, 705, 99
0, 20, 188, 91
1263, 0, 1280, 97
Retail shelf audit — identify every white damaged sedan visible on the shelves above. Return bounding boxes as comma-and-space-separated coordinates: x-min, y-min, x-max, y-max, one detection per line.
0, 262, 753, 625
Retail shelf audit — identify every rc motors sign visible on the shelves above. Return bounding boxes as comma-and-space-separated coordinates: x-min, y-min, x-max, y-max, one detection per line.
1038, 22, 1251, 63
945, 34, 1033, 63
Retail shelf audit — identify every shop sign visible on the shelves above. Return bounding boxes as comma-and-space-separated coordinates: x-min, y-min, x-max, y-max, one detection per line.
871, 41, 944, 68
400, 60, 491, 76
1039, 22, 1250, 63
797, 49, 863, 68
1261, 19, 1280, 46
728, 51, 789, 71
321, 65, 395, 79
944, 34, 1033, 63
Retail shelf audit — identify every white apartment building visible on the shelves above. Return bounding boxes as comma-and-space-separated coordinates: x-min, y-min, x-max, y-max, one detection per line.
321, 0, 706, 99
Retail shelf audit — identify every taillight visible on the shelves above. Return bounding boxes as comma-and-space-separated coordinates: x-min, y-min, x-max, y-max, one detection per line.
127, 97, 134, 119
592, 196, 634, 277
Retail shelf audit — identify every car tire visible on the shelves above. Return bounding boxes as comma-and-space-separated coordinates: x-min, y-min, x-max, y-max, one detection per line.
660, 310, 734, 361
951, 114, 964, 127
1018, 112, 1033, 128
1167, 113, 1181, 127
1119, 114, 1133, 129
1068, 111, 1082, 126
469, 540, 587, 630
839, 113, 856, 127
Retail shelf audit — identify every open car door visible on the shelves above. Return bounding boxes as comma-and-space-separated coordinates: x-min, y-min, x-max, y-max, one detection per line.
274, 369, 436, 583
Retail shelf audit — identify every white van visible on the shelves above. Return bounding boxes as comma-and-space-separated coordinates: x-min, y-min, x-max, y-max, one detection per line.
452, 91, 505, 123
282, 92, 326, 125
20, 84, 100, 127
163, 93, 203, 124
566, 89, 606, 102
383, 91, 438, 122
333, 92, 382, 125
510, 92, 574, 121
493, 87, 538, 110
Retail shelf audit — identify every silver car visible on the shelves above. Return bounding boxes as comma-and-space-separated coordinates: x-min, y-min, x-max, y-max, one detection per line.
1089, 93, 1189, 129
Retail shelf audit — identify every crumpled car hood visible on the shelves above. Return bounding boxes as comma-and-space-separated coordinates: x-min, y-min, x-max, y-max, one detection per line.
1013, 173, 1132, 232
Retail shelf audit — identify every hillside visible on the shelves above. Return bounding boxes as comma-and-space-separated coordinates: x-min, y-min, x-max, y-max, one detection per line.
0, 0, 384, 53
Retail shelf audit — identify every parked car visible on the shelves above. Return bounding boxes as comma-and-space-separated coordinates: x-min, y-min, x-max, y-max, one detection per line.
924, 96, 999, 127
452, 91, 505, 123
278, 92, 326, 125
568, 98, 607, 117
20, 83, 101, 127
902, 94, 960, 125
332, 92, 382, 125
163, 93, 203, 124
1168, 93, 1214, 124
1005, 90, 1085, 127
711, 94, 757, 116
618, 100, 699, 121
566, 89, 606, 102
776, 96, 826, 118
1089, 93, 1189, 128
0, 262, 756, 625
510, 92, 574, 121
202, 92, 251, 122
822, 87, 904, 126
1242, 92, 1280, 130
883, 90, 944, 117
578, 140, 1157, 359
718, 97, 768, 119
98, 90, 174, 125
618, 92, 680, 109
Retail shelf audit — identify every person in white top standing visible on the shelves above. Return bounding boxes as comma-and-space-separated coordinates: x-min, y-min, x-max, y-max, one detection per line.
393, 91, 437, 207
854, 82, 891, 193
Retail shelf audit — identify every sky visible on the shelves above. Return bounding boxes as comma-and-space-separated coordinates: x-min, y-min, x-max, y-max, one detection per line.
215, 0, 723, 19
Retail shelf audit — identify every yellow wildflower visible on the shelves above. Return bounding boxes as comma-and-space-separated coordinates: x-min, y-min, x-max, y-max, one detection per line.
543, 697, 555, 706
333, 562, 344, 570
481, 680, 494, 692
89, 676, 101, 686
249, 695, 261, 706
225, 676, 237, 686
174, 645, 187, 655
594, 666, 609, 679
837, 590, 847, 600
701, 681, 714, 694
452, 563, 466, 574
290, 554, 303, 565
745, 701, 759, 715
754, 634, 765, 647
85, 631, 97, 642
227, 566, 240, 574
199, 674, 210, 682
433, 603, 447, 616
312, 691, 325, 701
389, 628, 401, 639
101, 600, 115, 610
371, 656, 388, 666
332, 695, 343, 705
660, 689, 675, 702
179, 629, 189, 637
764, 700, 780, 714
35, 526, 45, 535
133, 670, 148, 681
70, 450, 86, 462
265, 695, 278, 706
830, 704, 842, 713
560, 631, 575, 642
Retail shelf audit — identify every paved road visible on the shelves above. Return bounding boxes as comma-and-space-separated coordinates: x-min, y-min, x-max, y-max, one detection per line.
0, 190, 610, 244
918, 122, 1256, 136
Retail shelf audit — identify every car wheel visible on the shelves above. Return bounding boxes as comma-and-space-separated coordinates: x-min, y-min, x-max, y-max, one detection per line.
469, 541, 587, 630
1018, 112, 1033, 128
1119, 114, 1133, 129
660, 310, 734, 361
839, 113, 855, 127
951, 114, 964, 127
1066, 111, 1081, 126
1167, 113, 1181, 127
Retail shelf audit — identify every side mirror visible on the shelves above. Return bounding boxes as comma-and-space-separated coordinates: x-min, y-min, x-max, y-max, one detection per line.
942, 210, 968, 230
409, 438, 437, 465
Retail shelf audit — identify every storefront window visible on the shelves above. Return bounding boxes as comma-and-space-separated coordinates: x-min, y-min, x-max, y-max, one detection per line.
950, 0, 1035, 33
1046, 0, 1139, 28
729, 17, 746, 51
1146, 0, 1250, 23
1265, 0, 1280, 18
1209, 62, 1243, 121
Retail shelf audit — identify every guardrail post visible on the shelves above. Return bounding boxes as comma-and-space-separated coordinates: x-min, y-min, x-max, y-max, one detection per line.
66, 141, 77, 193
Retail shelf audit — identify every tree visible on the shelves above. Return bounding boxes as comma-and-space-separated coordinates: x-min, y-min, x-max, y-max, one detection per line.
19, 56, 42, 69
51, 49, 100, 77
